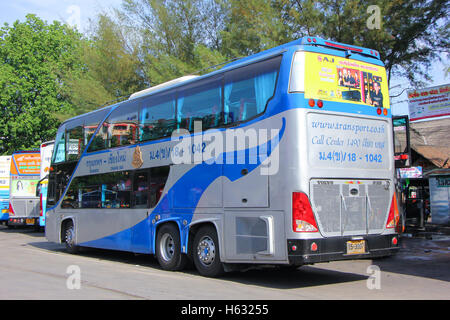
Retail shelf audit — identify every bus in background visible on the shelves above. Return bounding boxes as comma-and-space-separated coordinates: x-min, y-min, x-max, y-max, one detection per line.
46, 37, 399, 277
37, 141, 54, 227
8, 150, 41, 227
0, 156, 11, 225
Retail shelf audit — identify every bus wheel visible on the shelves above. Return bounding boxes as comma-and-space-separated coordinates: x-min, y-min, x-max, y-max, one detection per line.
63, 221, 79, 254
192, 225, 224, 278
155, 223, 187, 271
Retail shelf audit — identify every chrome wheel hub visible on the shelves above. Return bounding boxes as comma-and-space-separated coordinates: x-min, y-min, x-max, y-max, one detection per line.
197, 236, 216, 266
160, 233, 175, 262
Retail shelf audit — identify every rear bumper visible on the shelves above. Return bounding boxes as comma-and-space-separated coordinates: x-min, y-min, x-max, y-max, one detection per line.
8, 217, 39, 226
287, 234, 399, 265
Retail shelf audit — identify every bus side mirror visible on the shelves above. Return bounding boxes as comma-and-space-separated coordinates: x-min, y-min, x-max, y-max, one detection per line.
36, 184, 41, 197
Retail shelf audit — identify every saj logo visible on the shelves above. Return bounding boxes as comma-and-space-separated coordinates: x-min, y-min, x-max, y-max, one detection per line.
317, 55, 335, 63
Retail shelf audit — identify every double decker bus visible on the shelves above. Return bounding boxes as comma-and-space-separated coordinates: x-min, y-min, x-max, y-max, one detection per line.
0, 156, 11, 225
46, 37, 399, 277
8, 150, 41, 227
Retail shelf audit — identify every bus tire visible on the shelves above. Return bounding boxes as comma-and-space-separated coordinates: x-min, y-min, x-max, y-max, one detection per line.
192, 225, 224, 278
155, 223, 187, 271
63, 220, 79, 254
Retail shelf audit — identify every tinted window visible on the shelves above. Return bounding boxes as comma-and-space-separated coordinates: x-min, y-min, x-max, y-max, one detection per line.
133, 170, 149, 208
86, 102, 139, 152
52, 129, 66, 164
140, 92, 176, 142
83, 108, 110, 150
61, 166, 170, 209
177, 76, 222, 132
107, 101, 139, 148
62, 171, 132, 209
47, 162, 77, 208
87, 121, 109, 152
66, 126, 84, 161
224, 56, 281, 123
149, 166, 170, 208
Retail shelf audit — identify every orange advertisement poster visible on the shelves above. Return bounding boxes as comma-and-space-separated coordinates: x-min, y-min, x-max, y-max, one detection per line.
10, 153, 41, 175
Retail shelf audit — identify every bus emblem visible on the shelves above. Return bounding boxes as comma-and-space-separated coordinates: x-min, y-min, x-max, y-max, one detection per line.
132, 146, 143, 169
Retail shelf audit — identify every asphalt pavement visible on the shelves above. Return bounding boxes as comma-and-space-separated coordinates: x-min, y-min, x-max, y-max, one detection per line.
0, 224, 448, 301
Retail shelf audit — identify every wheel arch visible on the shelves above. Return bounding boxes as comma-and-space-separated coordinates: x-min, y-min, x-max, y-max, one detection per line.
60, 217, 75, 243
187, 220, 221, 258
152, 219, 183, 254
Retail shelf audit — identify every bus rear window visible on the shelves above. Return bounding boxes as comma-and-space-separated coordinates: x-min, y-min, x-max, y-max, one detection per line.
290, 51, 389, 109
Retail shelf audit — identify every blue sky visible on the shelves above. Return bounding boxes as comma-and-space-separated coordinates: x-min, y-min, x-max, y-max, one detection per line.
0, 0, 123, 31
1, 0, 448, 116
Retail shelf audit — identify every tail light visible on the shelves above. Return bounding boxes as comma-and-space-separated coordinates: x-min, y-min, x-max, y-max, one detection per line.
386, 193, 399, 229
39, 194, 43, 217
292, 192, 318, 232
8, 203, 14, 216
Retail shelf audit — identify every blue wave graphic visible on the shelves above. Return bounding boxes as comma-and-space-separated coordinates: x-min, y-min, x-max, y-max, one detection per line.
81, 117, 286, 253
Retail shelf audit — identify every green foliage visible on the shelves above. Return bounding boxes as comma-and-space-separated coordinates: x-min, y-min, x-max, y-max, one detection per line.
120, 0, 228, 85
0, 15, 84, 154
63, 14, 146, 120
220, 0, 287, 57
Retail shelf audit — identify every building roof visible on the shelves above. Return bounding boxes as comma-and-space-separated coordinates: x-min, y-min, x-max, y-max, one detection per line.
409, 117, 450, 169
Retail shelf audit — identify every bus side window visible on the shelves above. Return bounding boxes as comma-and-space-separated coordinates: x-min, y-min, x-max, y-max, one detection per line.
49, 162, 76, 207
140, 92, 176, 142
224, 56, 281, 124
87, 121, 109, 152
177, 75, 222, 132
133, 170, 149, 208
62, 175, 83, 209
84, 108, 113, 153
106, 101, 139, 148
149, 166, 170, 208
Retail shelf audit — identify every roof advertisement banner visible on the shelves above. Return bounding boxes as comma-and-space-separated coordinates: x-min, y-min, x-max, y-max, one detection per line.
408, 84, 450, 121
304, 52, 390, 109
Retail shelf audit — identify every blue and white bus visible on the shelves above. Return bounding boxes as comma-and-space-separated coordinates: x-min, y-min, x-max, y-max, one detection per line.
37, 141, 54, 227
46, 37, 399, 277
0, 156, 11, 225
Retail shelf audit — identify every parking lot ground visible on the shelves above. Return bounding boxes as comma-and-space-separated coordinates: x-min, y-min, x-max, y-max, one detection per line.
0, 225, 448, 301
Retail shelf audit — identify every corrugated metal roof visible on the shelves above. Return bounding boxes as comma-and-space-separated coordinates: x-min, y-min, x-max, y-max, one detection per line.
409, 118, 450, 168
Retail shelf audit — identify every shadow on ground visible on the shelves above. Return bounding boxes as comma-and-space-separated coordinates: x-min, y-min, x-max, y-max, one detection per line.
28, 237, 368, 290
371, 234, 450, 282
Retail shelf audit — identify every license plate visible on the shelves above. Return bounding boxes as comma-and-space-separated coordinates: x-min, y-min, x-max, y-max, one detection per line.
346, 240, 366, 255
26, 218, 35, 225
